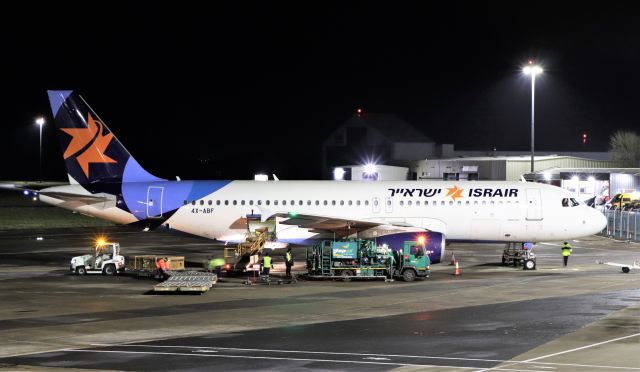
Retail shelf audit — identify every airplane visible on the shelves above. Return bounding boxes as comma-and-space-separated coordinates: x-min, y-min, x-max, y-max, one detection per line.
32, 90, 607, 264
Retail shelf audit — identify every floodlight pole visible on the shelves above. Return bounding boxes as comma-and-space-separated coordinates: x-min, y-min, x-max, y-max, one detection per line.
530, 73, 535, 174
36, 118, 45, 183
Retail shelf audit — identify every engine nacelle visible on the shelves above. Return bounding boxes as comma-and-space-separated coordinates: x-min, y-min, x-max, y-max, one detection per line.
375, 231, 446, 264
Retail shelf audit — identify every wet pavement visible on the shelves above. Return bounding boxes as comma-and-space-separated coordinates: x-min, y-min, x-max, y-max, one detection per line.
0, 226, 638, 371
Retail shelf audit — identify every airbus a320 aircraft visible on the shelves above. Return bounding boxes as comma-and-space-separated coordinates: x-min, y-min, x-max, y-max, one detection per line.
35, 91, 606, 263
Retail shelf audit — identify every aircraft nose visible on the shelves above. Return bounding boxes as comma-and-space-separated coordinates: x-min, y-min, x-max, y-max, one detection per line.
591, 208, 607, 234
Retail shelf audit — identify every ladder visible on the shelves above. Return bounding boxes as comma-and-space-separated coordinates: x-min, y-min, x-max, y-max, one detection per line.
321, 248, 332, 275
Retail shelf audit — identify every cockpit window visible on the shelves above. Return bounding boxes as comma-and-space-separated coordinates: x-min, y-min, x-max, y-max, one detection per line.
562, 198, 580, 207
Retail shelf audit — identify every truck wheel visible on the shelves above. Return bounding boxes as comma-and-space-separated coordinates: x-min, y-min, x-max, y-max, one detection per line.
622, 267, 630, 274
76, 266, 86, 275
524, 260, 536, 270
341, 270, 353, 281
104, 264, 117, 276
402, 269, 416, 282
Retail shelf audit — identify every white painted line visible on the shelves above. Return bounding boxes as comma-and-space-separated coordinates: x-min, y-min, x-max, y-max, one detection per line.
521, 332, 640, 363
65, 349, 484, 370
475, 332, 640, 372
88, 344, 640, 370
94, 344, 504, 363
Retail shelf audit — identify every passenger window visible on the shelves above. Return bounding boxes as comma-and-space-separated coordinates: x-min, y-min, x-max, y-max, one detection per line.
400, 201, 404, 206
474, 201, 478, 205
241, 200, 245, 205
449, 201, 453, 206
208, 200, 212, 206
257, 200, 262, 205
457, 201, 461, 206
562, 198, 569, 207
249, 200, 253, 206
365, 200, 370, 206
441, 201, 445, 206
348, 200, 353, 206
216, 200, 221, 206
416, 201, 420, 206
315, 200, 320, 206
387, 199, 392, 206
324, 200, 328, 206
191, 200, 196, 206
408, 200, 412, 206
274, 200, 278, 206
183, 200, 188, 205
340, 200, 344, 206
282, 200, 287, 206
224, 200, 229, 205
307, 200, 311, 205
357, 200, 361, 206
265, 200, 270, 206
465, 201, 469, 205
482, 201, 486, 205
332, 200, 336, 206
490, 201, 495, 205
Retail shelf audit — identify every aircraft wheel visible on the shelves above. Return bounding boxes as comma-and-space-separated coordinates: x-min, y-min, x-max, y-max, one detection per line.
622, 267, 630, 274
76, 266, 86, 275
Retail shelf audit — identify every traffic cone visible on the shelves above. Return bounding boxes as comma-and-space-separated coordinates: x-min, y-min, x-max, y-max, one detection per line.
454, 261, 461, 276
450, 252, 456, 265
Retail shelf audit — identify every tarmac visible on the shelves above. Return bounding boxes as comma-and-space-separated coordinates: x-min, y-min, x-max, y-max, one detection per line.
0, 225, 638, 371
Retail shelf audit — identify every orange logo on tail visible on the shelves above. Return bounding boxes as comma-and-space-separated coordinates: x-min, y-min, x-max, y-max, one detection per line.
60, 113, 116, 177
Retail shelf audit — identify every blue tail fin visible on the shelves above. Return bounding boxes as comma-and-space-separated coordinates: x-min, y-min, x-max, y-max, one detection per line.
47, 91, 162, 187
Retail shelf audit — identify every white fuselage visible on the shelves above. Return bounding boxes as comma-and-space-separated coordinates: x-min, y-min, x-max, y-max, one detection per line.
40, 180, 607, 244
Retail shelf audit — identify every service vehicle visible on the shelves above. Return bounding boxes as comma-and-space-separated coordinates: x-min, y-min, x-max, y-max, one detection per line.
502, 242, 536, 270
598, 260, 640, 274
70, 240, 125, 275
306, 238, 431, 281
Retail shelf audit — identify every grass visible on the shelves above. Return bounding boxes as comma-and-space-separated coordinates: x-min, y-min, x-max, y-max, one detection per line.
0, 189, 115, 230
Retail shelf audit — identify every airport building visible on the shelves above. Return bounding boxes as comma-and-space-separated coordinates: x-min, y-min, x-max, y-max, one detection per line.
326, 112, 639, 200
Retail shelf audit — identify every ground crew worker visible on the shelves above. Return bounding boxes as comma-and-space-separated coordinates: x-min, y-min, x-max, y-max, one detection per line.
284, 247, 293, 278
208, 257, 226, 278
261, 252, 272, 277
155, 257, 169, 280
561, 241, 573, 267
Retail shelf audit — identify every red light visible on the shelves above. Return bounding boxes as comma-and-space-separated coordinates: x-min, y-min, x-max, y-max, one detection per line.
356, 108, 363, 115
582, 133, 587, 138
528, 59, 533, 65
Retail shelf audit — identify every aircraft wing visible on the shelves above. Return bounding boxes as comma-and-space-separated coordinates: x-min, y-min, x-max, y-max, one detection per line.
276, 213, 424, 238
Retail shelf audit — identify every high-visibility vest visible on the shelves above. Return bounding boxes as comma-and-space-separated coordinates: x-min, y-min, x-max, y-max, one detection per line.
561, 244, 572, 257
263, 256, 272, 268
285, 251, 292, 263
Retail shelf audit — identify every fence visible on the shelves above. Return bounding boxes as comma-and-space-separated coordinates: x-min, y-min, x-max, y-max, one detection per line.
602, 209, 640, 241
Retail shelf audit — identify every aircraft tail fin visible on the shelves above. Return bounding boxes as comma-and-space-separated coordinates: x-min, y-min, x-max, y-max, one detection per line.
47, 91, 162, 186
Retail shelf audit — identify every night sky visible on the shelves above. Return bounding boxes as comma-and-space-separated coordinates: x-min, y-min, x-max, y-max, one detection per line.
2, 2, 639, 181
